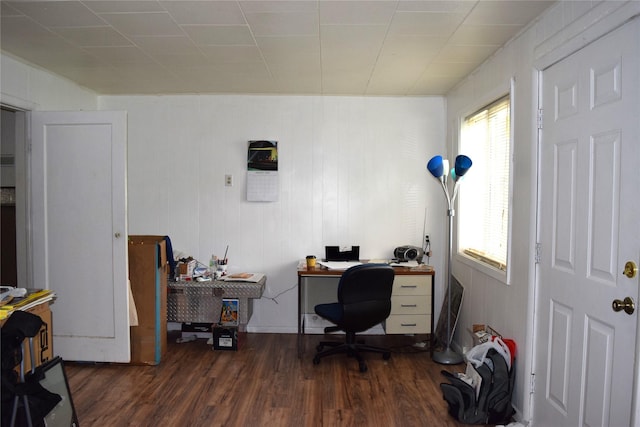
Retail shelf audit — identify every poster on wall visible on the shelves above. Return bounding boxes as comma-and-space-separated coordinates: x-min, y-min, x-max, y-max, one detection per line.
247, 140, 278, 202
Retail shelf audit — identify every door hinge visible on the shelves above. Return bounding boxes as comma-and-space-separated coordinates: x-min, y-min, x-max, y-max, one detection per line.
530, 373, 536, 394
535, 243, 542, 264
537, 108, 543, 129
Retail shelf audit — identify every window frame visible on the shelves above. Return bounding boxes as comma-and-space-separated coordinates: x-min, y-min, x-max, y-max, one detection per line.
454, 79, 515, 285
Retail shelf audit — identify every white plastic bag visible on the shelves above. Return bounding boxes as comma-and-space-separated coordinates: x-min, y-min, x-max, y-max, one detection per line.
465, 336, 511, 370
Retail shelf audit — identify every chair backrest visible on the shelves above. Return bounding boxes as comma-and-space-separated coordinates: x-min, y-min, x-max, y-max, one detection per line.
337, 264, 395, 333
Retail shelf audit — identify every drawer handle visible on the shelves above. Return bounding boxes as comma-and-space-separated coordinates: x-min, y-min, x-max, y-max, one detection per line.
401, 304, 417, 308
401, 323, 417, 327
400, 285, 417, 288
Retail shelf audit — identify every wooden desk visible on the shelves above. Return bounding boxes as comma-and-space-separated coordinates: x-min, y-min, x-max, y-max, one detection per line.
297, 263, 434, 357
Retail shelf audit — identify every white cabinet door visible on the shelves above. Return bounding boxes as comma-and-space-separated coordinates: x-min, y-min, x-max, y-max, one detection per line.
30, 110, 130, 362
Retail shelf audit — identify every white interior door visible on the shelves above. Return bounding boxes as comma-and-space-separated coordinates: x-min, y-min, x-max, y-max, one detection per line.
30, 111, 130, 363
534, 20, 640, 426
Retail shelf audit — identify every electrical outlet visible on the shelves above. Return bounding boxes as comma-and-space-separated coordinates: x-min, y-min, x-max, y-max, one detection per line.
225, 174, 233, 187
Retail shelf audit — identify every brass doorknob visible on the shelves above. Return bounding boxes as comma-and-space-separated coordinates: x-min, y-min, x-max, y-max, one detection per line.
612, 297, 635, 315
623, 261, 638, 278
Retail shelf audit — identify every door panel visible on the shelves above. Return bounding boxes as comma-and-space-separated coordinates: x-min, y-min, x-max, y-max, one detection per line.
535, 20, 639, 426
31, 111, 130, 363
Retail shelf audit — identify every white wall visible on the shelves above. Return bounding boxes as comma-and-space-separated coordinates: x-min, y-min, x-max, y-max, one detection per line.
445, 0, 640, 422
1, 54, 97, 111
99, 94, 447, 332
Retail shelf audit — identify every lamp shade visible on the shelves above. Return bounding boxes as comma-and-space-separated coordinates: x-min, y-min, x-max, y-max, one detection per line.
427, 155, 444, 178
454, 155, 472, 178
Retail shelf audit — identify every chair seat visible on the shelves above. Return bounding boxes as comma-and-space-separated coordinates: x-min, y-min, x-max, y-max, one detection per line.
314, 302, 342, 324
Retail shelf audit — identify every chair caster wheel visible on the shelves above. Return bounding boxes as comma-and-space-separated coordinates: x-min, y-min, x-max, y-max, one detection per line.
359, 362, 368, 373
313, 356, 321, 365
383, 352, 391, 360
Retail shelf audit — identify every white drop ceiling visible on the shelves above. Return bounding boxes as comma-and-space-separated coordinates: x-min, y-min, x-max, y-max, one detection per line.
0, 1, 555, 96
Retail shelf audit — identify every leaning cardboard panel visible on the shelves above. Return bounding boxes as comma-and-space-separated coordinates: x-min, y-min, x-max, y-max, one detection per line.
128, 236, 168, 365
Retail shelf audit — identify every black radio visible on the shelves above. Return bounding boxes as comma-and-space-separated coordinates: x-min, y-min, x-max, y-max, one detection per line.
393, 245, 424, 262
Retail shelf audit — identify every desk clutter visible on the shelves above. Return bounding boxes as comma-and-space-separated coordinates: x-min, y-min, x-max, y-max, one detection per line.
302, 245, 434, 272
168, 274, 266, 351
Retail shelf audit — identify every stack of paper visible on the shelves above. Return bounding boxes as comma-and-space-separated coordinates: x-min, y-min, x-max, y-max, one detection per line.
222, 273, 265, 283
0, 289, 56, 320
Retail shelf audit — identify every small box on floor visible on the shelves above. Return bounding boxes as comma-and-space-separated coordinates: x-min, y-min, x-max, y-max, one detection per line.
182, 322, 213, 339
213, 324, 238, 351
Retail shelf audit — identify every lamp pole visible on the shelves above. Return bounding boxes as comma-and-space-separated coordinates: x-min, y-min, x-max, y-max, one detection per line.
427, 155, 471, 365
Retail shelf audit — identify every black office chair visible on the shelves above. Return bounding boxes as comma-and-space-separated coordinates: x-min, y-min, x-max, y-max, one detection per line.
312, 263, 395, 372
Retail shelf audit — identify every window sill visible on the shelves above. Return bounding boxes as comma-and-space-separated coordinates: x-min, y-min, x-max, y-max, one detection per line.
456, 252, 509, 285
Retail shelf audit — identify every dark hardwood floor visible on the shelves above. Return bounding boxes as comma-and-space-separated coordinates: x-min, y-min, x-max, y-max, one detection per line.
65, 332, 476, 427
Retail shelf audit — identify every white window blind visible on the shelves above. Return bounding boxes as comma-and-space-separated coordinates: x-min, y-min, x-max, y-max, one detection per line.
458, 95, 510, 271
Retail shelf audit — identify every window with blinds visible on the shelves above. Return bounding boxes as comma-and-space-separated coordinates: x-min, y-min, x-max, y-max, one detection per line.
458, 95, 511, 272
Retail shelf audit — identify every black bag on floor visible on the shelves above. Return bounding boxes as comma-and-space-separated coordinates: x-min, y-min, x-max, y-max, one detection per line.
440, 348, 515, 425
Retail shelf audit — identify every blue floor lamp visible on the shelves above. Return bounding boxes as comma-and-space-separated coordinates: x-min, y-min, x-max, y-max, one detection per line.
427, 154, 472, 365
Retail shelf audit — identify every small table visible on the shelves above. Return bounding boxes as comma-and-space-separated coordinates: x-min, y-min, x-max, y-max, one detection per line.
167, 276, 266, 332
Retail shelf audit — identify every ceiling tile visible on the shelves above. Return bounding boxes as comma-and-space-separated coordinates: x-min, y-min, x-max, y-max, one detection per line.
160, 1, 246, 25
448, 24, 522, 46
269, 64, 322, 94
397, 1, 476, 13
240, 1, 318, 14
6, 1, 103, 27
182, 25, 255, 45
433, 44, 499, 63
256, 36, 320, 61
320, 25, 387, 55
130, 36, 200, 54
409, 74, 459, 95
319, 1, 396, 25
149, 52, 210, 67
378, 35, 446, 61
52, 27, 133, 48
388, 11, 466, 37
84, 1, 165, 14
244, 11, 318, 36
422, 61, 479, 79
199, 45, 264, 63
83, 46, 157, 65
323, 71, 369, 95
465, 1, 555, 26
98, 12, 183, 37
1, 16, 52, 40
1, 2, 23, 17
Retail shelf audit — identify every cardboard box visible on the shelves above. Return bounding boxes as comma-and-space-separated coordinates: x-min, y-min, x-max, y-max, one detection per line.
0, 302, 54, 374
471, 324, 502, 346
181, 322, 213, 339
129, 236, 168, 365
178, 259, 196, 277
213, 325, 238, 351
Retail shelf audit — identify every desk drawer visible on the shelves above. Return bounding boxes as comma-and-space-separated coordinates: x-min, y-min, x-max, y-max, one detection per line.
392, 275, 431, 296
385, 314, 430, 334
391, 295, 431, 315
